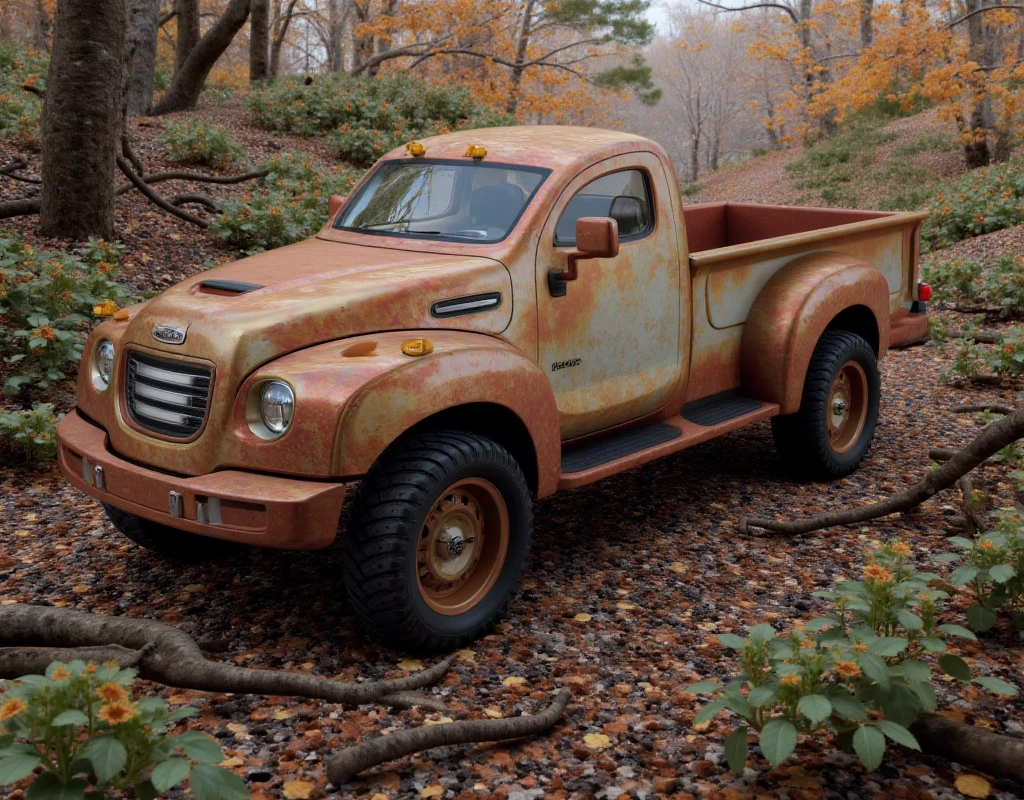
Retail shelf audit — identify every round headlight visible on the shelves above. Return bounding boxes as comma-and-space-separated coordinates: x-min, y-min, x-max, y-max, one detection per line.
94, 340, 115, 390
260, 381, 294, 435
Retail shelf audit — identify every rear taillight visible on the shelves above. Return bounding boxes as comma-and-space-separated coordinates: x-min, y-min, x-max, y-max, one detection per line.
919, 282, 932, 302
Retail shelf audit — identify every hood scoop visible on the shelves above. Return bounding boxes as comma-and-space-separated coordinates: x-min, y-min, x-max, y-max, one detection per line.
198, 279, 264, 296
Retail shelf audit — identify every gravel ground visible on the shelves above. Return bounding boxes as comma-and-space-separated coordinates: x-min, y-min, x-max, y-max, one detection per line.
2, 107, 1024, 800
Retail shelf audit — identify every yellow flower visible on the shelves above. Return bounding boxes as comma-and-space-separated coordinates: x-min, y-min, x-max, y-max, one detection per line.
863, 563, 893, 583
834, 661, 862, 679
93, 299, 118, 317
0, 698, 28, 721
32, 325, 56, 341
980, 540, 996, 550
85, 664, 98, 675
891, 542, 912, 557
799, 638, 816, 650
50, 666, 71, 681
854, 642, 869, 653
97, 683, 128, 703
781, 673, 802, 686
98, 702, 137, 725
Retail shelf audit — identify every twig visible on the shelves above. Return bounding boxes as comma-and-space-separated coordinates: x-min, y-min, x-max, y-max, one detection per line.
326, 689, 572, 784
0, 604, 453, 708
949, 330, 1002, 344
168, 192, 220, 213
954, 403, 1015, 415
21, 83, 45, 99
740, 410, 1024, 534
958, 475, 984, 536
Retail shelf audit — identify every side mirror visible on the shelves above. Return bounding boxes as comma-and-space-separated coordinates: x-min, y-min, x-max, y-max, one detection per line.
548, 217, 619, 297
328, 194, 347, 220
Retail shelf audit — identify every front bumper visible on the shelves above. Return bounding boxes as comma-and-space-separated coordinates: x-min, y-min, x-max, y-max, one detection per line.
57, 411, 347, 549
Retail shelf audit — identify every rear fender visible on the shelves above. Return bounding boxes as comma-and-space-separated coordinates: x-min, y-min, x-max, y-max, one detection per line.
330, 331, 561, 497
740, 253, 890, 414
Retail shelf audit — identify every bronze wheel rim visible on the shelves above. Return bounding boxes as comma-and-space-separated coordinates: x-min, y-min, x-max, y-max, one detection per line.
416, 477, 510, 616
828, 360, 869, 454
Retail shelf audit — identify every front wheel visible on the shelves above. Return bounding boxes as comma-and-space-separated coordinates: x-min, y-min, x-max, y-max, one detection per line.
771, 330, 880, 480
342, 430, 533, 652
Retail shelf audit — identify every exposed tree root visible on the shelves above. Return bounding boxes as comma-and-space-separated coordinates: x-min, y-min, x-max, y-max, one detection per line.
1, 157, 40, 184
0, 197, 42, 219
954, 403, 1015, 415
326, 689, 572, 784
168, 192, 220, 213
949, 330, 1002, 344
740, 410, 1024, 535
117, 155, 210, 228
912, 713, 1024, 783
113, 167, 268, 194
0, 604, 452, 710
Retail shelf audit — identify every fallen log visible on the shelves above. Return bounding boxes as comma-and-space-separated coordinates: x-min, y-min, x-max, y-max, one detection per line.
912, 713, 1024, 783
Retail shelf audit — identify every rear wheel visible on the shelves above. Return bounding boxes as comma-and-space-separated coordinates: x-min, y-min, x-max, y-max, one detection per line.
102, 503, 234, 560
342, 430, 532, 652
771, 330, 880, 480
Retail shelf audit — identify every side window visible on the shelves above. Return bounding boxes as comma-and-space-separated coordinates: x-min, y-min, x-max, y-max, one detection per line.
554, 169, 653, 247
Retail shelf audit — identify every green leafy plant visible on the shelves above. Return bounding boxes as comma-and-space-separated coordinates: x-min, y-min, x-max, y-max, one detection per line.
247, 74, 514, 166
685, 542, 1016, 773
942, 337, 986, 382
0, 403, 62, 462
937, 511, 1024, 636
0, 41, 47, 150
0, 660, 248, 800
922, 256, 983, 306
0, 237, 132, 394
982, 253, 1024, 315
211, 152, 360, 253
923, 159, 1024, 249
160, 118, 246, 167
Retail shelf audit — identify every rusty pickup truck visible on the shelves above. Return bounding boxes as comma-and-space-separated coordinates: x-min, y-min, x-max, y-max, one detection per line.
57, 126, 930, 650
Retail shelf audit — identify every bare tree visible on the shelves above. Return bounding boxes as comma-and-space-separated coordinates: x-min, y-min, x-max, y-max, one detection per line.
151, 0, 252, 114
39, 0, 129, 240
269, 0, 302, 76
126, 0, 162, 114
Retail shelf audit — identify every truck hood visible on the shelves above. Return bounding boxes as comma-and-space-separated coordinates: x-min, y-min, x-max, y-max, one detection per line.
120, 238, 513, 378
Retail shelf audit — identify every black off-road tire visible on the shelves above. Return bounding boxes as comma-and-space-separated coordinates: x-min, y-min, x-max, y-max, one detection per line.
102, 502, 234, 560
771, 330, 880, 480
342, 430, 533, 653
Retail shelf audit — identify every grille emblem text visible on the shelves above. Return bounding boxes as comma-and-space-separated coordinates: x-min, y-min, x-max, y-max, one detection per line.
152, 324, 187, 345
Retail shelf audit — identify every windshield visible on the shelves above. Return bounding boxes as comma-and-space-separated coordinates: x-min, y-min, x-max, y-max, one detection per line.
335, 159, 549, 243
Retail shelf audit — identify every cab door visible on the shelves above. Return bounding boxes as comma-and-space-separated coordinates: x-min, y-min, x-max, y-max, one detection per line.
536, 153, 682, 440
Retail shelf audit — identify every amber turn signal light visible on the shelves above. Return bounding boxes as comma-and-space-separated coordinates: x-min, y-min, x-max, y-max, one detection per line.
401, 338, 434, 356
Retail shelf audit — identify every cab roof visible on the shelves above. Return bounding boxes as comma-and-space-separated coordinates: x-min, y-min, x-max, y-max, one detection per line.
379, 125, 661, 174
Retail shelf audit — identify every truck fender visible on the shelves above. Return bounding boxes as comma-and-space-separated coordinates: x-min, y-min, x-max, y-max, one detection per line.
740, 252, 890, 415
331, 331, 562, 498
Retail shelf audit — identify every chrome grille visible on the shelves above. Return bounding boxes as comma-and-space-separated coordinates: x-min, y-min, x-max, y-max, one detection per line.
126, 352, 212, 438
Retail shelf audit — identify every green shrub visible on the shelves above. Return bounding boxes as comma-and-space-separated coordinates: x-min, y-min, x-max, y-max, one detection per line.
0, 403, 61, 462
685, 542, 1016, 773
923, 159, 1024, 249
922, 256, 983, 305
982, 253, 1024, 314
0, 41, 47, 150
938, 512, 1024, 637
0, 237, 132, 395
211, 153, 361, 253
0, 660, 248, 800
160, 118, 245, 167
247, 74, 515, 166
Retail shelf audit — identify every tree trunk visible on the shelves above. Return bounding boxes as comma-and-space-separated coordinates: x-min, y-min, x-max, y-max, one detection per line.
249, 0, 269, 81
173, 0, 200, 76
326, 0, 346, 72
860, 0, 874, 47
505, 0, 536, 114
39, 0, 129, 240
126, 0, 161, 115
33, 0, 52, 49
269, 0, 299, 76
151, 0, 251, 115
964, 0, 994, 168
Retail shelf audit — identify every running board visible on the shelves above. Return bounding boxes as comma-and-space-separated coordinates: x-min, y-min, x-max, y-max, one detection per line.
558, 400, 779, 491
681, 390, 765, 426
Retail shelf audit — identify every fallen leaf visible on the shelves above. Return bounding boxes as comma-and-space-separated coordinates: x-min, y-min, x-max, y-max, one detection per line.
273, 709, 294, 720
425, 717, 454, 725
503, 676, 526, 686
616, 602, 636, 610
456, 649, 476, 663
670, 562, 687, 574
282, 781, 314, 800
484, 707, 503, 718
573, 613, 592, 622
220, 757, 244, 767
583, 733, 612, 749
398, 659, 424, 671
955, 775, 991, 798
421, 786, 444, 798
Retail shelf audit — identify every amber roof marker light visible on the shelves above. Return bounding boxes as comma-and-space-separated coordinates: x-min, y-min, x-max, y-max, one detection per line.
406, 141, 426, 157
464, 144, 487, 159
